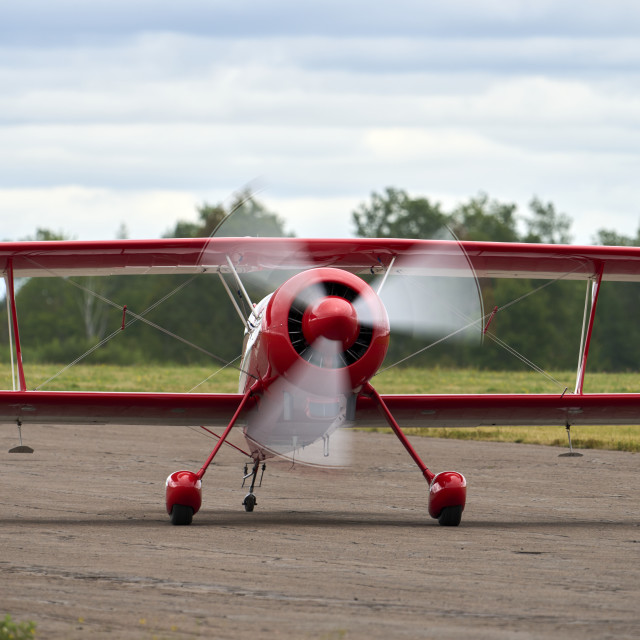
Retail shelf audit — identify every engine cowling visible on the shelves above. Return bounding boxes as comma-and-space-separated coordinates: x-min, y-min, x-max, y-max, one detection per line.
258, 268, 390, 396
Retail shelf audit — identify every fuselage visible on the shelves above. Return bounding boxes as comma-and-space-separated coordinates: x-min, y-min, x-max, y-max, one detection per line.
236, 267, 390, 463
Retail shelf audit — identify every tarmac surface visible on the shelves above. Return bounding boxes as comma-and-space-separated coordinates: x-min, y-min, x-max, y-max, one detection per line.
1, 423, 639, 639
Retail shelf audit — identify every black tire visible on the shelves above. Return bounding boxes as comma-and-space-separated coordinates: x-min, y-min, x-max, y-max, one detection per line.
438, 505, 463, 527
170, 504, 194, 526
243, 494, 256, 512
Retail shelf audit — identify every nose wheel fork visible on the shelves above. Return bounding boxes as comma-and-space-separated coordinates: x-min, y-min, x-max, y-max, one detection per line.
242, 460, 266, 512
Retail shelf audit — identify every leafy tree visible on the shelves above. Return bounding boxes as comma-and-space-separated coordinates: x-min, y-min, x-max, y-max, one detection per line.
589, 280, 640, 372
116, 223, 129, 240
22, 228, 72, 241
587, 226, 640, 372
523, 197, 572, 244
166, 190, 291, 238
450, 193, 519, 242
592, 228, 637, 246
352, 188, 447, 239
169, 219, 202, 239
352, 187, 406, 238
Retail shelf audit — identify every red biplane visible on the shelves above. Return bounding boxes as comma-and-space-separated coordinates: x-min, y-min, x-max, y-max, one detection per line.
2, 237, 640, 526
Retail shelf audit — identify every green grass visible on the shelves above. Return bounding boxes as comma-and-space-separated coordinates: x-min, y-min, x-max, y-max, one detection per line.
0, 614, 36, 640
396, 424, 640, 452
0, 363, 240, 393
2, 363, 639, 452
372, 366, 640, 394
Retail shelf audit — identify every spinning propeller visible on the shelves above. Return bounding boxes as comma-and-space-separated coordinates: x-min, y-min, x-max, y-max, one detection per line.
198, 209, 483, 468
238, 267, 389, 467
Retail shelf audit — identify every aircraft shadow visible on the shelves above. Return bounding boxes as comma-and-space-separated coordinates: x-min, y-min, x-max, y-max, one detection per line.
3, 510, 638, 530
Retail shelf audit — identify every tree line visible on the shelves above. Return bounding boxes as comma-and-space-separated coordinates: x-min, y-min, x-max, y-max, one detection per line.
1, 188, 639, 375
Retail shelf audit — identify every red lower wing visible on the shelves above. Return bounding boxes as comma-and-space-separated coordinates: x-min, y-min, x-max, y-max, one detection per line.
0, 391, 249, 427
1, 390, 639, 428
359, 393, 640, 427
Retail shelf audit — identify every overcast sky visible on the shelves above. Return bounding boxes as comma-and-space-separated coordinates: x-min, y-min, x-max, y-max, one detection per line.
2, 1, 639, 242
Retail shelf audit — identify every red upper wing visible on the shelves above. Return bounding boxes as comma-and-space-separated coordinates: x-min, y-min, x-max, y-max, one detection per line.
2, 237, 640, 280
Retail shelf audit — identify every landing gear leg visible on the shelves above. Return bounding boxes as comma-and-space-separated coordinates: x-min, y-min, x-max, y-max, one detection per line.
363, 383, 466, 526
166, 384, 258, 525
242, 460, 266, 512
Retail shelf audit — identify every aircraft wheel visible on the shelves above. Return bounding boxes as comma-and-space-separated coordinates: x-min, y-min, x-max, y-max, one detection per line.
170, 504, 194, 526
243, 494, 256, 512
438, 505, 463, 527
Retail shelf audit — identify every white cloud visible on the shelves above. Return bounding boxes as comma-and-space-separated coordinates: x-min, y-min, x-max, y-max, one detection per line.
1, 5, 640, 245
0, 186, 365, 241
0, 187, 202, 240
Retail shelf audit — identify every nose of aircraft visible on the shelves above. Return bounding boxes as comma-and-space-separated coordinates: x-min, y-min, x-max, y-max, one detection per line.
302, 296, 360, 350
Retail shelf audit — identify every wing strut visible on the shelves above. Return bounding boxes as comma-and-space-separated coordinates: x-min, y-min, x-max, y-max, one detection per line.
4, 274, 15, 390
226, 255, 254, 309
375, 255, 396, 295
574, 262, 604, 395
218, 273, 249, 330
5, 260, 26, 391
216, 255, 256, 329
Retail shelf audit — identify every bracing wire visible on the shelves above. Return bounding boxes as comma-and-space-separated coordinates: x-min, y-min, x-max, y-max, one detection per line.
482, 332, 566, 390
376, 260, 588, 388
188, 354, 243, 393
26, 257, 256, 389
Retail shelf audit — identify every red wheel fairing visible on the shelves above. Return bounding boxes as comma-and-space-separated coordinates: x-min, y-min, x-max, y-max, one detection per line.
165, 470, 202, 515
428, 471, 466, 520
